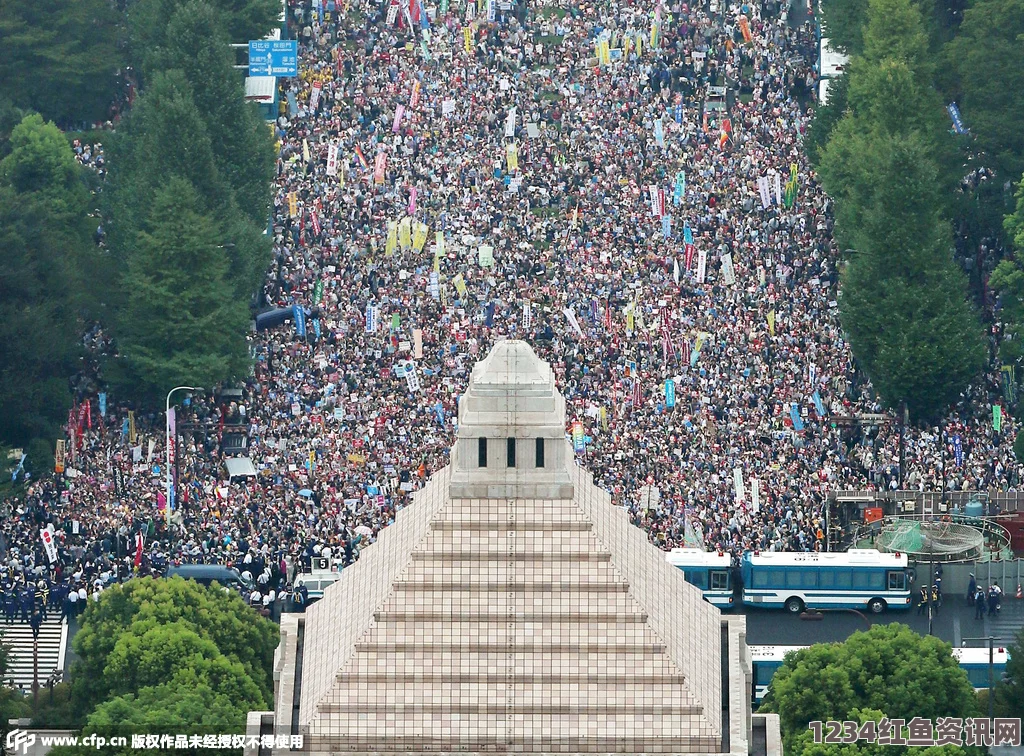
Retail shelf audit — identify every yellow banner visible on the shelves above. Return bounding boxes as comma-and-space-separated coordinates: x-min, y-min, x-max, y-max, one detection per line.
128, 411, 136, 444
767, 309, 776, 337
453, 273, 467, 298
288, 192, 298, 217
398, 217, 412, 250
435, 231, 445, 259
412, 222, 428, 252
54, 440, 65, 474
386, 221, 397, 255
302, 139, 310, 163
506, 142, 518, 171
464, 25, 472, 53
600, 407, 608, 431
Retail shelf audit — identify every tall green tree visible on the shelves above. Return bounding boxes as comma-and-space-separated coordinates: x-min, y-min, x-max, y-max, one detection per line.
0, 115, 95, 445
0, 0, 123, 124
127, 0, 280, 77
991, 175, 1024, 365
835, 135, 985, 420
110, 177, 251, 398
945, 0, 1024, 182
805, 73, 848, 168
103, 70, 230, 264
760, 625, 983, 755
158, 1, 275, 227
71, 577, 277, 711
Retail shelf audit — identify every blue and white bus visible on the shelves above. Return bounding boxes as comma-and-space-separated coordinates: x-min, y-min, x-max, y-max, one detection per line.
665, 548, 734, 608
741, 549, 912, 614
750, 644, 1008, 707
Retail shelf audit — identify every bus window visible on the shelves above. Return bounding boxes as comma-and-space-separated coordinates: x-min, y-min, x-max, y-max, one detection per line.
769, 570, 784, 586
801, 571, 818, 588
711, 571, 730, 591
819, 571, 835, 588
786, 570, 801, 588
753, 571, 769, 588
836, 571, 852, 588
685, 571, 707, 589
869, 572, 885, 590
966, 667, 987, 688
887, 571, 906, 591
755, 663, 777, 686
853, 571, 869, 589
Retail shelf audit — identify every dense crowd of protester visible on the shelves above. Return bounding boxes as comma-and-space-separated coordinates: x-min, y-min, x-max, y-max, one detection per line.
2, 0, 1020, 618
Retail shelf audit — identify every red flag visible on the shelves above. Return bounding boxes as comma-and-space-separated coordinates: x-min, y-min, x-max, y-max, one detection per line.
85, 400, 92, 429
133, 531, 145, 567
604, 300, 612, 330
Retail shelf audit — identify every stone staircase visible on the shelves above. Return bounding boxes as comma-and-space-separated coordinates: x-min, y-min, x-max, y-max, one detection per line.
0, 619, 68, 692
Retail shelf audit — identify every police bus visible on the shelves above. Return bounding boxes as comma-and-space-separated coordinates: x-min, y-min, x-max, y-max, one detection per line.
665, 548, 734, 608
750, 645, 1009, 707
740, 549, 912, 614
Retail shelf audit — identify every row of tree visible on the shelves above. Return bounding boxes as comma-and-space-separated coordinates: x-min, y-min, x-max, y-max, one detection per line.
0, 0, 279, 458
814, 0, 985, 423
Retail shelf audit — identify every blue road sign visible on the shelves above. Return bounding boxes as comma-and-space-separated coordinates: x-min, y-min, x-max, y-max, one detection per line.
249, 40, 298, 77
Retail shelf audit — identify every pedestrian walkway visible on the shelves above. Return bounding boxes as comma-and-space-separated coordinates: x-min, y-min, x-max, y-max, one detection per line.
0, 619, 67, 692
984, 598, 1024, 647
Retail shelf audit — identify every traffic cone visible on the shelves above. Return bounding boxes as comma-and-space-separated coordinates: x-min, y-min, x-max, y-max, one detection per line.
1017, 584, 1022, 600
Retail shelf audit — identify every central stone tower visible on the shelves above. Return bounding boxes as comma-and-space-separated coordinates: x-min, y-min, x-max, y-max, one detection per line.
450, 339, 574, 500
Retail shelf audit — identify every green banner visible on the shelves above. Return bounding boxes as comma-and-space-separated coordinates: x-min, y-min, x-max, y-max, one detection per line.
994, 404, 1002, 432
313, 278, 324, 304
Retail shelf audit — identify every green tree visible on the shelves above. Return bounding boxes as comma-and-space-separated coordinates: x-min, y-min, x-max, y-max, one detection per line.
835, 135, 984, 420
127, 0, 280, 77
0, 0, 123, 124
103, 71, 230, 264
821, 0, 939, 57
0, 115, 97, 445
71, 577, 277, 713
805, 73, 848, 168
110, 177, 251, 398
760, 625, 983, 755
819, 0, 870, 56
989, 176, 1024, 365
159, 1, 275, 226
945, 0, 1024, 182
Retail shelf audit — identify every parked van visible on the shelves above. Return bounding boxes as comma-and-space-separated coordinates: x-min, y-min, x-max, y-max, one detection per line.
293, 570, 341, 602
167, 564, 253, 592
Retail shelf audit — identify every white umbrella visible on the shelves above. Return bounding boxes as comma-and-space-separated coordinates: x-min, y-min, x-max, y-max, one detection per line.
355, 525, 373, 537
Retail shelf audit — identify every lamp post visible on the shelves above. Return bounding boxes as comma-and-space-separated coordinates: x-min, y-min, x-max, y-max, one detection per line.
166, 386, 203, 526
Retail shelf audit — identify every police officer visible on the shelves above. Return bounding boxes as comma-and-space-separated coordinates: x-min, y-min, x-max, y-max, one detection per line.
917, 586, 928, 615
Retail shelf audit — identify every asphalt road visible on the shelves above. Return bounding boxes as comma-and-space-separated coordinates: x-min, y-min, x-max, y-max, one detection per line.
741, 596, 1024, 648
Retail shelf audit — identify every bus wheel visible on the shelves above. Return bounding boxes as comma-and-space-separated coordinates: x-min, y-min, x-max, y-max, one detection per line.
784, 597, 804, 614
868, 598, 886, 614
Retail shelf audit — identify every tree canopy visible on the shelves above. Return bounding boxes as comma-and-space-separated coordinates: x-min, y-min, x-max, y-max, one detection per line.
70, 577, 277, 719
945, 0, 1024, 182
760, 625, 984, 755
109, 177, 252, 399
0, 115, 96, 445
0, 0, 124, 125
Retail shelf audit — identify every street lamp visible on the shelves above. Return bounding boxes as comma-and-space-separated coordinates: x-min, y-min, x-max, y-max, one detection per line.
166, 386, 203, 526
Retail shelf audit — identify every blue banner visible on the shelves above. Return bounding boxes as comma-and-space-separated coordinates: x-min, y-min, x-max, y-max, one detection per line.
790, 403, 804, 432
312, 318, 321, 339
661, 214, 672, 239
665, 379, 676, 408
947, 103, 967, 135
293, 305, 307, 337
485, 301, 495, 328
98, 392, 107, 418
812, 391, 825, 419
683, 223, 693, 245
953, 434, 963, 467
